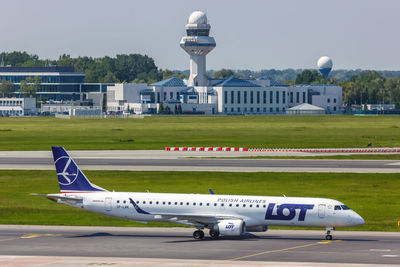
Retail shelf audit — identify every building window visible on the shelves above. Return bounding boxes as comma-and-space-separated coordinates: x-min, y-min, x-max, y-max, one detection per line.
224, 91, 228, 104
327, 98, 330, 103
231, 107, 234, 112
157, 92, 160, 103
231, 91, 234, 104
244, 91, 247, 104
238, 107, 240, 112
263, 91, 266, 104
257, 107, 260, 112
334, 106, 337, 111
244, 107, 247, 112
276, 107, 279, 112
296, 92, 299, 103
224, 107, 227, 112
334, 98, 337, 103
303, 92, 306, 103
170, 92, 173, 99
270, 91, 273, 104
237, 91, 241, 104
276, 91, 279, 104
257, 91, 260, 104
283, 107, 285, 112
176, 92, 179, 100
263, 107, 266, 112
250, 107, 253, 112
250, 91, 254, 104
163, 92, 167, 101
282, 91, 286, 104
290, 92, 293, 103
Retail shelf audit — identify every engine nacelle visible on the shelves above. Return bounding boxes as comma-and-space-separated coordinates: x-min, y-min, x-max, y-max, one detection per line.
245, 225, 268, 232
217, 220, 245, 236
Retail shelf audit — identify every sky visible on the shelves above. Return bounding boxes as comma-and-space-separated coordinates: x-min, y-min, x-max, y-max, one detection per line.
1, 0, 400, 71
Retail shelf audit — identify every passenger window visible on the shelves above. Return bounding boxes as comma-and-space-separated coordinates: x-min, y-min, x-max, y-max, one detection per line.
193, 203, 196, 206
149, 201, 152, 204
236, 204, 239, 207
123, 200, 126, 204
180, 202, 183, 205
221, 203, 224, 207
249, 204, 253, 208
117, 200, 120, 203
229, 204, 232, 207
214, 203, 217, 206
143, 201, 146, 204
162, 202, 165, 205
263, 205, 266, 208
174, 202, 177, 205
156, 201, 159, 205
186, 202, 190, 205
199, 203, 202, 206
256, 204, 259, 208
168, 202, 171, 205
206, 203, 210, 206
243, 204, 246, 207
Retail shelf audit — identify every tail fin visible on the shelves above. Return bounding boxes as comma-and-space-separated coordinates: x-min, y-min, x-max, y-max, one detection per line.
51, 146, 107, 193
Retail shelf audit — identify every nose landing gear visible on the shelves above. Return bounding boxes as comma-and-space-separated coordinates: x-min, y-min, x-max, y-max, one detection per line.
325, 227, 334, 240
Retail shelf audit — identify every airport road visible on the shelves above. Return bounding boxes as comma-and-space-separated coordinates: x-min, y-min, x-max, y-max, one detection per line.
0, 225, 399, 266
0, 150, 399, 172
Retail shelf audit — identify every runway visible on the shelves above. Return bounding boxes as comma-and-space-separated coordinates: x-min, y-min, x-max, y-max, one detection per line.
0, 225, 399, 266
0, 150, 399, 172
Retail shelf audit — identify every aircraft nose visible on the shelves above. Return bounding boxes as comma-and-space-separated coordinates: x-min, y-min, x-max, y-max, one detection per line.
352, 213, 365, 226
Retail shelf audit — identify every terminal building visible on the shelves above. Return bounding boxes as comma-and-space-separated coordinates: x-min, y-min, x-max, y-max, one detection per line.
106, 11, 342, 115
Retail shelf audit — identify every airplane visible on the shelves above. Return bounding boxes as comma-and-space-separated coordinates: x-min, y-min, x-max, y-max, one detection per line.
34, 147, 365, 240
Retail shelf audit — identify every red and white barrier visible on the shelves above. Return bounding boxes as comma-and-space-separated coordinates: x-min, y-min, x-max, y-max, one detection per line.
165, 147, 400, 153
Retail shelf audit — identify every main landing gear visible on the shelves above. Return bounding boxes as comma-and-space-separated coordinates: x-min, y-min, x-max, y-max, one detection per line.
325, 227, 334, 240
193, 229, 205, 240
209, 229, 220, 238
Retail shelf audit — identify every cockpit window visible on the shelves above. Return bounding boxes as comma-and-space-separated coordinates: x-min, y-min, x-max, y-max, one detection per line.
341, 205, 350, 210
334, 205, 342, 210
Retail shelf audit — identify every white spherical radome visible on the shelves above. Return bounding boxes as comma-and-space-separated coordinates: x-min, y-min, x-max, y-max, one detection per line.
188, 11, 207, 24
317, 56, 333, 69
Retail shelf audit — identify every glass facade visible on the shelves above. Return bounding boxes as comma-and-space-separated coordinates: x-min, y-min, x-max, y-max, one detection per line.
0, 67, 112, 101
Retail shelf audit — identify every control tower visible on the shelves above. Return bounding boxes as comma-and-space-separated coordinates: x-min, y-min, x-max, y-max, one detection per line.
180, 11, 216, 87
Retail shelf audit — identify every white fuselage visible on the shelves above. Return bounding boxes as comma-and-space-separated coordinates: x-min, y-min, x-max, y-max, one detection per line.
54, 192, 364, 229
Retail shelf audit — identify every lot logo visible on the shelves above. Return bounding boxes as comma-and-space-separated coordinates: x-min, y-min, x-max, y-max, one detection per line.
225, 222, 235, 230
55, 156, 78, 186
265, 203, 314, 221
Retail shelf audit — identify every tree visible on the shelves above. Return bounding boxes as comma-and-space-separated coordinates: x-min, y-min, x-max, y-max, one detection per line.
0, 79, 15, 97
158, 102, 164, 114
213, 69, 234, 79
20, 77, 41, 97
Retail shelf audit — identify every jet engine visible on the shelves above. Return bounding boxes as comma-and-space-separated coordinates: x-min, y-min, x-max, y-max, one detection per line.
216, 220, 245, 236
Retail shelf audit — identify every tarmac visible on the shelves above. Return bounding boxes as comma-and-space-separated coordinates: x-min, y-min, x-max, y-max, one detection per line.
0, 225, 399, 266
0, 150, 399, 173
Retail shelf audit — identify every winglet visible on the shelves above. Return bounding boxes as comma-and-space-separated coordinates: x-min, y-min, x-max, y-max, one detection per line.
209, 189, 214, 194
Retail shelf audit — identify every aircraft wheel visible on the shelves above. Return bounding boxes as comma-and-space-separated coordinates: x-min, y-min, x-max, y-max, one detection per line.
325, 234, 332, 240
193, 230, 204, 240
209, 229, 220, 238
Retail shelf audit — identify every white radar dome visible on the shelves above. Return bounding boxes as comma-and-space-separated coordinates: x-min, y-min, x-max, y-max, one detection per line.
188, 11, 207, 24
317, 56, 333, 69
317, 56, 333, 78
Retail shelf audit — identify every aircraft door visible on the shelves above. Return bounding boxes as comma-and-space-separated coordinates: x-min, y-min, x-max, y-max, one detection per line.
318, 204, 325, 218
105, 197, 112, 211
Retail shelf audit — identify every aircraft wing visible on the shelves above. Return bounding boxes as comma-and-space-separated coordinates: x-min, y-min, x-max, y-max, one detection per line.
129, 198, 240, 227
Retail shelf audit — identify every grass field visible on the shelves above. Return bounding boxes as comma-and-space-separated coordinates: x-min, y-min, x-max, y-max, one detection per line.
0, 170, 399, 231
0, 116, 400, 150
